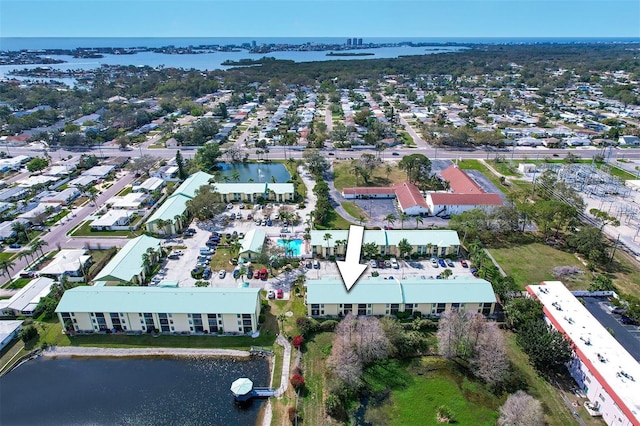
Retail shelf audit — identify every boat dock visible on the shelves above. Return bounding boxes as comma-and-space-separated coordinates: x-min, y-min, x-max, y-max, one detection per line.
234, 387, 276, 401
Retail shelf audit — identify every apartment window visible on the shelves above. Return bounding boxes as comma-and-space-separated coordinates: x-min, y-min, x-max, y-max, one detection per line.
598, 394, 605, 402
390, 304, 399, 315
343, 304, 352, 315
436, 303, 446, 314
311, 304, 320, 316
405, 304, 414, 313
451, 303, 460, 310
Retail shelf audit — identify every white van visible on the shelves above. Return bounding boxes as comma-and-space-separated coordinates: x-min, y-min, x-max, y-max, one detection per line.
390, 257, 399, 269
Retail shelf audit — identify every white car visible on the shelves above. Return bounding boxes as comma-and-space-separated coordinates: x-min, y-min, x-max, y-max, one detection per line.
226, 204, 233, 210
431, 258, 439, 268
390, 257, 399, 269
218, 270, 226, 279
369, 259, 377, 268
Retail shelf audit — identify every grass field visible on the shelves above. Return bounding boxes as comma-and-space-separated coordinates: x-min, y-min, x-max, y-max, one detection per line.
364, 357, 499, 426
315, 206, 354, 230
340, 201, 369, 221
0, 251, 14, 262
489, 243, 592, 289
6, 278, 31, 289
333, 160, 407, 191
299, 332, 337, 425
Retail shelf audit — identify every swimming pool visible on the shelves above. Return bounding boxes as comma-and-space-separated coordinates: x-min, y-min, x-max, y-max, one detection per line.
277, 239, 303, 256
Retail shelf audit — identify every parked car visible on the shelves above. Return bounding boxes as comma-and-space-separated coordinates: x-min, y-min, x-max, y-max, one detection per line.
313, 260, 320, 269
236, 212, 243, 219
239, 232, 245, 239
266, 220, 273, 226
390, 257, 399, 269
369, 259, 377, 268
253, 270, 261, 279
218, 270, 226, 279
446, 259, 454, 267
620, 315, 639, 325
19, 272, 36, 278
259, 268, 268, 280
431, 258, 439, 268
276, 289, 284, 299
377, 260, 385, 268
247, 213, 253, 220
202, 267, 212, 280
392, 152, 400, 156
206, 239, 218, 247
227, 204, 233, 210
460, 259, 468, 268
230, 213, 236, 220
305, 260, 312, 269
261, 219, 267, 226
233, 268, 241, 279
8, 243, 21, 249
267, 289, 275, 299
438, 258, 446, 267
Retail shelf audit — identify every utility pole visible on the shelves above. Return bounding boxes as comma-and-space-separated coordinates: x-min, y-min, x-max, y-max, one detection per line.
609, 234, 620, 263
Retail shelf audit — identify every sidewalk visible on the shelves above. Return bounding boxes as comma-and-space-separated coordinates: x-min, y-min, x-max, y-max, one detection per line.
274, 333, 292, 397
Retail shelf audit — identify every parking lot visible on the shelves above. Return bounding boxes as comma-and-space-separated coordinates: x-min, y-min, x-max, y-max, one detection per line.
149, 203, 308, 299
581, 297, 640, 362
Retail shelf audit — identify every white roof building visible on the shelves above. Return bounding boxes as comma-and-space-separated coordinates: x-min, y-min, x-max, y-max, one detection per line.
132, 177, 164, 193
90, 210, 133, 229
527, 281, 640, 426
0, 320, 23, 351
1, 277, 54, 316
39, 249, 91, 280
108, 192, 149, 210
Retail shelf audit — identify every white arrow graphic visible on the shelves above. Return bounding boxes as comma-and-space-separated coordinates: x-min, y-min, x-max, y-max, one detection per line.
336, 225, 367, 292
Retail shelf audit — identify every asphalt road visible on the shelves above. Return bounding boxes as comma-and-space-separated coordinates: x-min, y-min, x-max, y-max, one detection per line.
581, 297, 640, 362
1, 171, 136, 287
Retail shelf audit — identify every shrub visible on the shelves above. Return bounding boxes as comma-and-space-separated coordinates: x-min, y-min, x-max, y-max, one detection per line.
292, 335, 304, 350
290, 374, 305, 391
396, 311, 411, 320
287, 407, 300, 423
320, 320, 338, 331
325, 394, 343, 418
412, 310, 422, 319
296, 317, 319, 336
258, 313, 266, 324
19, 325, 38, 343
436, 405, 456, 424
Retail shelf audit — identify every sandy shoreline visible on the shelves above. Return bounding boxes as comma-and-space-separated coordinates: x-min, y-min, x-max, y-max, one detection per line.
42, 346, 251, 358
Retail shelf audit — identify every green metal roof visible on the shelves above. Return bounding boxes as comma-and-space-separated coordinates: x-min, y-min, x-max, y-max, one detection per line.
309, 230, 460, 248
94, 235, 161, 283
306, 276, 496, 305
240, 229, 266, 254
56, 286, 260, 314
146, 194, 190, 224
175, 171, 214, 199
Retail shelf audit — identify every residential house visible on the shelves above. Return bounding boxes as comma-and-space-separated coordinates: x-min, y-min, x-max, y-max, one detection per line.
306, 277, 496, 317
38, 249, 91, 282
132, 177, 165, 193
93, 235, 161, 285
90, 210, 134, 231
0, 277, 55, 317
0, 186, 28, 202
618, 135, 640, 146
108, 192, 149, 211
0, 320, 23, 351
39, 188, 81, 206
55, 287, 261, 334
527, 281, 640, 426
18, 203, 62, 225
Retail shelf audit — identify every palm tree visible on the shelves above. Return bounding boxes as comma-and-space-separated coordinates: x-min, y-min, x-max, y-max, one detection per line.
398, 238, 412, 260
30, 239, 48, 258
0, 259, 16, 286
385, 164, 392, 179
11, 222, 29, 244
141, 253, 151, 275
16, 250, 31, 267
399, 212, 409, 230
270, 176, 277, 183
334, 239, 347, 258
357, 215, 366, 227
231, 170, 241, 182
415, 216, 423, 229
229, 240, 243, 258
323, 233, 333, 257
155, 219, 167, 235
384, 213, 397, 229
173, 215, 183, 233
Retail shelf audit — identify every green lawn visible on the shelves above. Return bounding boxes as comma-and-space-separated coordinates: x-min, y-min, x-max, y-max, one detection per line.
366, 357, 499, 426
6, 278, 31, 289
333, 160, 407, 191
489, 243, 591, 289
340, 201, 369, 221
486, 160, 520, 176
399, 131, 415, 147
315, 206, 354, 230
0, 252, 15, 262
116, 186, 133, 196
70, 221, 138, 238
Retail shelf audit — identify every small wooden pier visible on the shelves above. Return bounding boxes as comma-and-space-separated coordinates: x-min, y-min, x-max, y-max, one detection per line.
231, 377, 275, 401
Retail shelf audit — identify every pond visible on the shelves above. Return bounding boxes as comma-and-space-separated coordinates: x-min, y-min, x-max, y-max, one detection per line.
0, 356, 269, 426
216, 163, 291, 183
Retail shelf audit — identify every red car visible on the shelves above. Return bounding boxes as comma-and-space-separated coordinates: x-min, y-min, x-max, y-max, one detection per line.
276, 289, 284, 299
460, 259, 469, 268
259, 268, 268, 280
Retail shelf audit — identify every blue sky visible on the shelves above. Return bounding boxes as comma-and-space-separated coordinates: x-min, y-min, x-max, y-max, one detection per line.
1, 0, 639, 38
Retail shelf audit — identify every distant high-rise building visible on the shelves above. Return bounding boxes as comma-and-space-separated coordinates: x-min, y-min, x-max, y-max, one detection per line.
346, 38, 352, 46
352, 38, 358, 46
251, 40, 256, 48
358, 38, 363, 46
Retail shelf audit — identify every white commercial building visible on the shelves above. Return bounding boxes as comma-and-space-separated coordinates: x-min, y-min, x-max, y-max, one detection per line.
527, 281, 640, 426
0, 320, 23, 351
